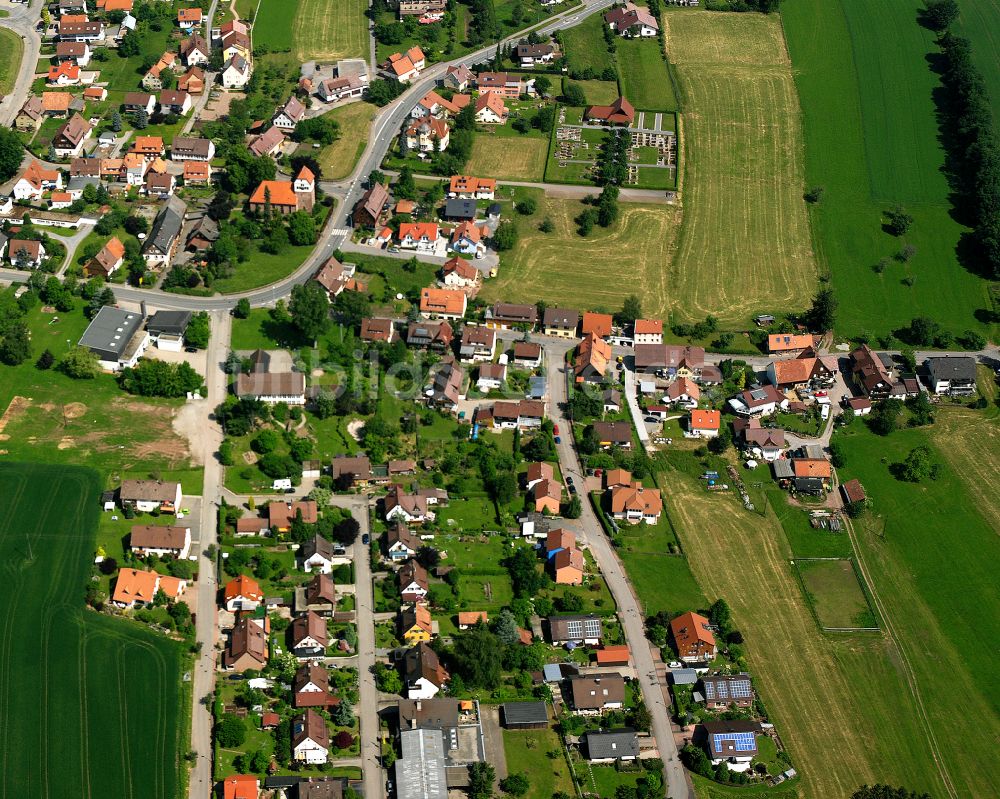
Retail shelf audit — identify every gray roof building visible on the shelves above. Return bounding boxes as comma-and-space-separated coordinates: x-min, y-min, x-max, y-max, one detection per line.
147, 310, 191, 338
398, 698, 459, 733
443, 198, 476, 220
542, 307, 579, 331
670, 668, 698, 686
297, 777, 348, 799
542, 663, 563, 682
583, 729, 639, 762
394, 728, 447, 799
78, 306, 146, 366
144, 196, 186, 259
501, 701, 548, 728
771, 459, 794, 480
548, 614, 603, 644
925, 356, 977, 394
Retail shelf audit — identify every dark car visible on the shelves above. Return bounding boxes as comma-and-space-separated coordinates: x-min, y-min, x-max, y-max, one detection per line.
362, 533, 370, 545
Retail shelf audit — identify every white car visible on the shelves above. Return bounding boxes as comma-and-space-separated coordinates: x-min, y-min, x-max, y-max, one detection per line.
821, 404, 830, 420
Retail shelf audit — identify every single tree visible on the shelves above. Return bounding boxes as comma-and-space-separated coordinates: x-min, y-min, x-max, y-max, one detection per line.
806, 287, 837, 331
36, 349, 55, 370
289, 281, 330, 342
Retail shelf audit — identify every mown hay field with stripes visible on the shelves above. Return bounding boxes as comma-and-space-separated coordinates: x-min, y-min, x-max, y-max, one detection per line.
293, 0, 370, 62
663, 10, 817, 325
252, 0, 369, 61
0, 463, 185, 799
662, 472, 951, 799
839, 412, 1000, 799
480, 195, 681, 316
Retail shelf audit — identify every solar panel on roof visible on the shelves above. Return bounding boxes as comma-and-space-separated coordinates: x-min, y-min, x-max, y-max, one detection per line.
731, 681, 752, 698
713, 731, 756, 753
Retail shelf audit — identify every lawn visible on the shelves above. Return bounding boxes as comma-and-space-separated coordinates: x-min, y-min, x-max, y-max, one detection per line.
210, 241, 316, 294
0, 27, 25, 95
561, 12, 614, 76
467, 132, 549, 182
616, 37, 677, 111
502, 727, 575, 799
836, 413, 1000, 797
781, 0, 995, 339
251, 0, 298, 50
662, 9, 817, 326
293, 0, 369, 61
230, 308, 308, 350
795, 559, 876, 630
663, 469, 951, 799
576, 761, 643, 798
767, 488, 853, 559
314, 102, 377, 181
0, 303, 201, 489
575, 79, 620, 106
0, 463, 185, 799
480, 193, 682, 317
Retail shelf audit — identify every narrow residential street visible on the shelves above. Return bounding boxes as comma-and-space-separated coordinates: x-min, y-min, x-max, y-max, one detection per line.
330, 494, 383, 799
188, 310, 231, 799
544, 342, 694, 799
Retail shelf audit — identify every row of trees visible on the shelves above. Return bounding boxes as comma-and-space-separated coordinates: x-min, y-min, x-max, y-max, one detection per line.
934, 13, 1000, 278
597, 129, 631, 186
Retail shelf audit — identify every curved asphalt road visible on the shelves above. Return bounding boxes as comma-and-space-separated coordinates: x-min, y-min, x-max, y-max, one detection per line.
0, 0, 42, 126
1, 0, 615, 313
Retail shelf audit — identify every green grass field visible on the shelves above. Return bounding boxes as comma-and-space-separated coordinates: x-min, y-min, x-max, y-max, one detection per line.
782, 0, 995, 339
314, 102, 376, 181
251, 0, 298, 50
292, 0, 369, 61
230, 308, 307, 350
663, 469, 950, 799
0, 27, 25, 95
663, 9, 818, 325
467, 124, 550, 182
795, 559, 875, 629
503, 727, 575, 799
575, 79, 620, 106
561, 12, 614, 76
838, 414, 1000, 797
0, 303, 201, 488
616, 37, 677, 111
0, 463, 185, 799
767, 488, 854, 559
480, 193, 681, 317
956, 0, 1000, 121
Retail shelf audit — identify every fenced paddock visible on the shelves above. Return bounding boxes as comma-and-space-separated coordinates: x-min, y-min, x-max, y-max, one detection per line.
793, 557, 880, 631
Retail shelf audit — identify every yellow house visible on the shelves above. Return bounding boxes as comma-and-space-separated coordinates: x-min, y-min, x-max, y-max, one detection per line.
400, 604, 433, 644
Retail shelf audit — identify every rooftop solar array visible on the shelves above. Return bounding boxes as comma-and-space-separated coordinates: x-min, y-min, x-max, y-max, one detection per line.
565, 618, 601, 638
713, 731, 757, 753
704, 676, 753, 702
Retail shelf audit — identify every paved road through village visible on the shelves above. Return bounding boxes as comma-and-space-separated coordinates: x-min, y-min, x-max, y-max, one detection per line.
543, 339, 694, 799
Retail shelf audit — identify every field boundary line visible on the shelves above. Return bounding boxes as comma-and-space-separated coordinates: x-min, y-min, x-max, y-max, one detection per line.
844, 516, 959, 799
